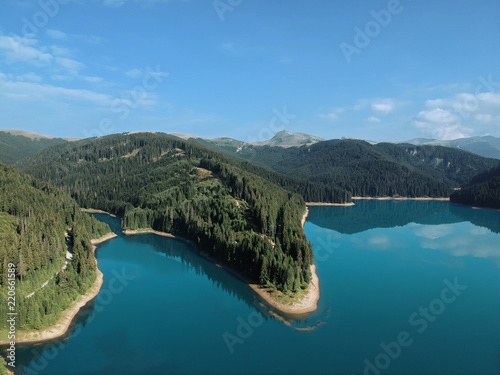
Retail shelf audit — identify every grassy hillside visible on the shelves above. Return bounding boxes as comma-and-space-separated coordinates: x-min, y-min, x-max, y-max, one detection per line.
0, 131, 68, 165
0, 163, 110, 332
17, 133, 331, 293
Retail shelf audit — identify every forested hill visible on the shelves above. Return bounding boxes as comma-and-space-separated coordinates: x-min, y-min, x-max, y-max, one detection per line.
212, 139, 454, 197
17, 132, 332, 293
0, 163, 110, 331
450, 164, 500, 209
201, 139, 499, 197
373, 143, 499, 187
0, 130, 68, 165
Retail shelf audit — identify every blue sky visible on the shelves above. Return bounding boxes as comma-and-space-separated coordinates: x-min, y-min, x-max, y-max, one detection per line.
0, 0, 499, 142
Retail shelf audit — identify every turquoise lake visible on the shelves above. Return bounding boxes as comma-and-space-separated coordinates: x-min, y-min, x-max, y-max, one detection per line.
11, 201, 500, 374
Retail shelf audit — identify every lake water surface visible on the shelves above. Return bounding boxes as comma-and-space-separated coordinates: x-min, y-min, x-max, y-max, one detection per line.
12, 201, 500, 375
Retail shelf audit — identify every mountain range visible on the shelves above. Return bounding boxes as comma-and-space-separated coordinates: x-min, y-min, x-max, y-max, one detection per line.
3, 128, 500, 164
188, 131, 500, 160
2, 128, 499, 207
403, 136, 500, 159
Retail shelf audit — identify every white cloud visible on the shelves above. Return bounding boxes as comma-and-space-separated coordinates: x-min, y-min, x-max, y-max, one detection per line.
82, 76, 104, 83
16, 72, 42, 82
319, 107, 344, 122
46, 29, 67, 40
50, 45, 74, 57
0, 35, 86, 78
414, 91, 500, 139
45, 29, 107, 45
55, 57, 85, 75
416, 108, 460, 124
120, 89, 158, 108
0, 35, 52, 64
474, 113, 492, 123
371, 98, 396, 114
365, 116, 381, 123
126, 68, 143, 78
354, 98, 397, 115
413, 108, 471, 140
0, 75, 115, 105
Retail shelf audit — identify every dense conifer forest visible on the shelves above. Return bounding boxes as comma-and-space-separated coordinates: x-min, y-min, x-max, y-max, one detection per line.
0, 131, 68, 165
198, 139, 499, 197
5, 129, 499, 317
0, 163, 110, 331
17, 133, 332, 293
450, 164, 500, 209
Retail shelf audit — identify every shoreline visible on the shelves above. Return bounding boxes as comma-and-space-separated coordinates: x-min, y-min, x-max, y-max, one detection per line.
248, 264, 319, 316
306, 202, 355, 206
0, 270, 103, 345
123, 229, 176, 238
91, 232, 118, 245
0, 230, 117, 346
301, 206, 309, 227
81, 208, 118, 217
352, 196, 450, 201
123, 211, 320, 316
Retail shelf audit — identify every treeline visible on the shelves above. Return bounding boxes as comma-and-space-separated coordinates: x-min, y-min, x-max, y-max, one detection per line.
0, 163, 110, 330
18, 133, 316, 292
450, 164, 500, 209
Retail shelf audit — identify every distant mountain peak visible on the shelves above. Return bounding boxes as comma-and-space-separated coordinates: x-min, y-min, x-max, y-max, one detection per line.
274, 130, 293, 136
251, 130, 324, 147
